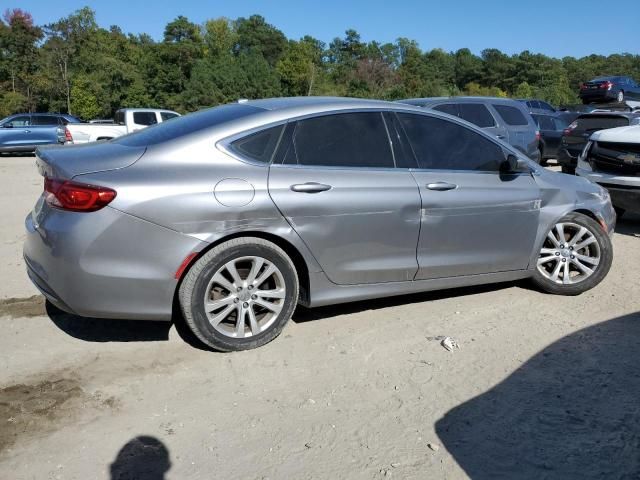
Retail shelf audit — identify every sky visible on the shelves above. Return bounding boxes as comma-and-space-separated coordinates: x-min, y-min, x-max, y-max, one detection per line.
12, 0, 638, 59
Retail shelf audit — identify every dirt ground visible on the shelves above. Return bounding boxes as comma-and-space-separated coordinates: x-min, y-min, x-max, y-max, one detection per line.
0, 155, 639, 479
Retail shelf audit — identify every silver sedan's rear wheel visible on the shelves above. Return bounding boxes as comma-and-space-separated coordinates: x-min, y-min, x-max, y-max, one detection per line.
179, 238, 298, 351
532, 213, 612, 295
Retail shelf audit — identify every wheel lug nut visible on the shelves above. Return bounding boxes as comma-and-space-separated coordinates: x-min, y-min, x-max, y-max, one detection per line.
243, 302, 249, 308
560, 244, 564, 248
555, 252, 560, 256
237, 287, 242, 292
569, 246, 573, 250
571, 255, 575, 259
248, 285, 253, 290
562, 258, 567, 262
251, 294, 257, 300
234, 298, 239, 303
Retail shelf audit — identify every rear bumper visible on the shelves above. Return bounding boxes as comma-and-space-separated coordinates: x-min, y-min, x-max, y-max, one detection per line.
579, 91, 617, 102
24, 203, 206, 320
576, 167, 640, 214
0, 145, 37, 153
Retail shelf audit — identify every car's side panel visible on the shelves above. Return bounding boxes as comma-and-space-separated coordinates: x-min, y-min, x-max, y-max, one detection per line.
269, 164, 421, 285
411, 170, 541, 279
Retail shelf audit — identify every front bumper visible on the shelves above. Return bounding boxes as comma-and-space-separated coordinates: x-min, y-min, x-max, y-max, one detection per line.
576, 167, 640, 214
24, 202, 206, 320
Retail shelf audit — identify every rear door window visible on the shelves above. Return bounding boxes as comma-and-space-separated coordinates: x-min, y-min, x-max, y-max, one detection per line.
230, 125, 283, 164
432, 104, 459, 117
493, 105, 529, 126
133, 112, 158, 126
32, 116, 59, 126
458, 103, 495, 128
284, 112, 394, 168
160, 112, 179, 121
536, 115, 555, 130
397, 113, 504, 172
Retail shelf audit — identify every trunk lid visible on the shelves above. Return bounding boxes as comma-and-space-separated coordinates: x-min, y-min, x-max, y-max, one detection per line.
35, 142, 146, 179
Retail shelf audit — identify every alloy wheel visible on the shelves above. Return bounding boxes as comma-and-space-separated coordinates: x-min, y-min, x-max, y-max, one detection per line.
537, 222, 601, 285
203, 256, 286, 338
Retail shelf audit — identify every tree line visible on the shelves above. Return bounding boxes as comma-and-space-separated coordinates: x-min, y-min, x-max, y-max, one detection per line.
1, 6, 639, 119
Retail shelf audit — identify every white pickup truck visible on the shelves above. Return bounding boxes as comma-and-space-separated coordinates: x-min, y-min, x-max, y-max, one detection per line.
65, 108, 180, 144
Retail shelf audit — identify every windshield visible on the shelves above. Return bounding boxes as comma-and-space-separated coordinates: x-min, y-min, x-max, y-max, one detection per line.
113, 104, 265, 147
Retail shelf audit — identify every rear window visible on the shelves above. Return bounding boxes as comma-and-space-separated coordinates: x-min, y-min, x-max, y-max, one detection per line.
575, 115, 629, 131
133, 112, 158, 126
458, 103, 495, 128
114, 104, 264, 147
493, 105, 529, 126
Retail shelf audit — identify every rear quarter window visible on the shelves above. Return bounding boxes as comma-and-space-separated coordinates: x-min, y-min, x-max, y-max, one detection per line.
493, 105, 529, 126
229, 125, 283, 163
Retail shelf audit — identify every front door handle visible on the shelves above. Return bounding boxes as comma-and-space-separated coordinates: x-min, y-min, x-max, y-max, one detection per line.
290, 182, 332, 193
426, 182, 457, 191
23, 130, 31, 134
497, 134, 506, 139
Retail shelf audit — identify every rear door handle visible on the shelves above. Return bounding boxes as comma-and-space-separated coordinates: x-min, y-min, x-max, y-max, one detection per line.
426, 182, 457, 191
290, 182, 332, 193
23, 130, 31, 133
497, 134, 506, 139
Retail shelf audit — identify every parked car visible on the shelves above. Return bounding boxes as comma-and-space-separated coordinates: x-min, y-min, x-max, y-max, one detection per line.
25, 97, 615, 352
66, 108, 180, 144
531, 113, 568, 165
558, 112, 640, 174
400, 97, 541, 163
0, 113, 80, 153
579, 76, 640, 104
576, 125, 640, 217
517, 99, 557, 114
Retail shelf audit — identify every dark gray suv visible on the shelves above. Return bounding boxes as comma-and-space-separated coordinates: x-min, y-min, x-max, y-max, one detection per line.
399, 97, 541, 163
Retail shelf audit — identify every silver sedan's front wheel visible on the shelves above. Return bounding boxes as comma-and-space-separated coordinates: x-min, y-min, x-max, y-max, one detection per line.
532, 213, 612, 295
179, 238, 299, 351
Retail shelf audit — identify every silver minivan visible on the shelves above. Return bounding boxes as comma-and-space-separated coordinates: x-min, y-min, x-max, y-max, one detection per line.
399, 97, 541, 163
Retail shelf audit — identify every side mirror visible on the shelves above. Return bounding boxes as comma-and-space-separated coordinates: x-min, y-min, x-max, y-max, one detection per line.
500, 154, 519, 173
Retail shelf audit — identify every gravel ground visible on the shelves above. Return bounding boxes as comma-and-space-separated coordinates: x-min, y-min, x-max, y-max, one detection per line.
0, 155, 638, 479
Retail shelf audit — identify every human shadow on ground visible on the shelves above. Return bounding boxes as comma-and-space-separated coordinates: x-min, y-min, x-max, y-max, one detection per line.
109, 436, 171, 480
436, 311, 640, 480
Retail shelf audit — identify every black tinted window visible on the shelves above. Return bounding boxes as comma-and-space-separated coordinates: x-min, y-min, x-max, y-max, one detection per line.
287, 112, 394, 168
32, 116, 59, 126
493, 105, 529, 126
397, 113, 504, 171
433, 104, 458, 116
160, 112, 179, 121
553, 117, 569, 130
539, 101, 555, 112
115, 104, 264, 147
534, 115, 555, 130
458, 103, 495, 128
133, 112, 158, 126
575, 115, 629, 131
230, 125, 283, 163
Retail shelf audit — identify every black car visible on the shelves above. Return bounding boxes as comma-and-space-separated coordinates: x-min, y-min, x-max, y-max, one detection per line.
579, 76, 640, 104
531, 113, 568, 166
557, 112, 640, 173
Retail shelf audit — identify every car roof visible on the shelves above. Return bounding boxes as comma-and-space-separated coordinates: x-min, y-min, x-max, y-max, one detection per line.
399, 96, 522, 104
243, 96, 414, 112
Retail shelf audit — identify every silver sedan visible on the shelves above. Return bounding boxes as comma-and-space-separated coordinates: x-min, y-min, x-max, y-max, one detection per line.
24, 97, 616, 351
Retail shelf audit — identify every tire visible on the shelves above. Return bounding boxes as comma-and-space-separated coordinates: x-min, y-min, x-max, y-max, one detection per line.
561, 165, 575, 175
617, 90, 624, 103
179, 237, 299, 351
532, 212, 613, 296
538, 148, 547, 167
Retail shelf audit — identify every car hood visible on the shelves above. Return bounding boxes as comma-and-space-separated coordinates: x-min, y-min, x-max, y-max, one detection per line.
35, 142, 146, 179
590, 125, 640, 143
534, 163, 603, 196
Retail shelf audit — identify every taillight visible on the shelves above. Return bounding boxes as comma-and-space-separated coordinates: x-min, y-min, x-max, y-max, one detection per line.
44, 177, 116, 212
563, 121, 578, 136
535, 130, 541, 141
64, 127, 73, 143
